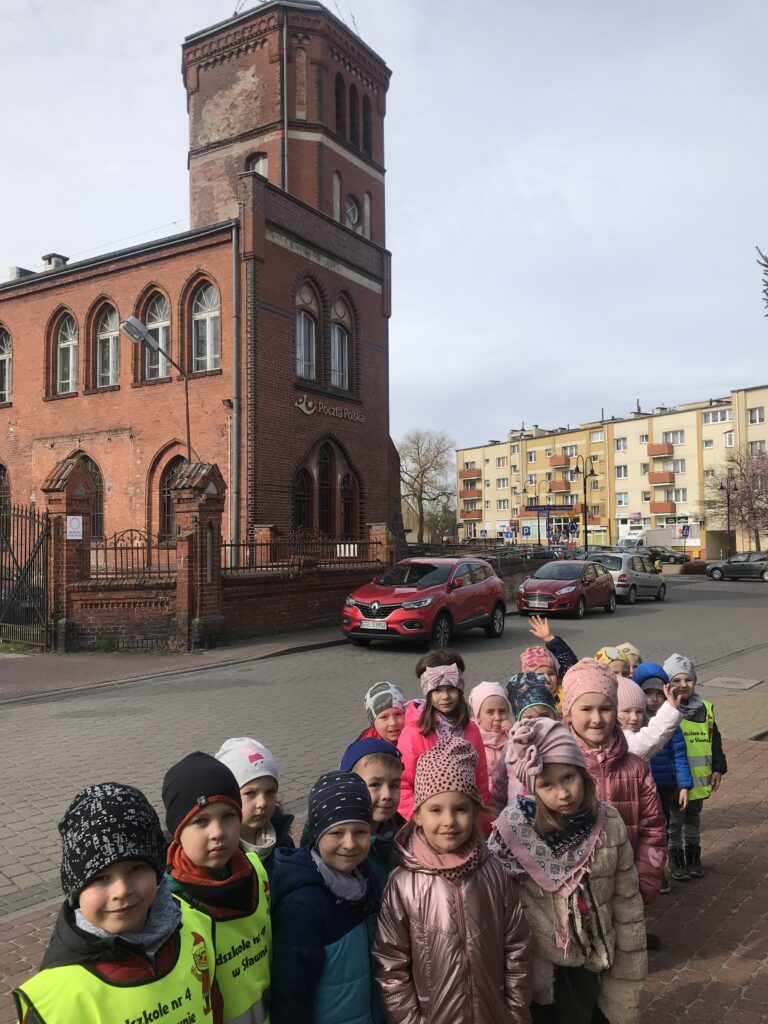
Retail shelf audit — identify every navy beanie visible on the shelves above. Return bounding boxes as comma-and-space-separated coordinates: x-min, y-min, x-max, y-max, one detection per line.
162, 751, 242, 838
633, 662, 670, 691
339, 737, 402, 773
307, 771, 373, 846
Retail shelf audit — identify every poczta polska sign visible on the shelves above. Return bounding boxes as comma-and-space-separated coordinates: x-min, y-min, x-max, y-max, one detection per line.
294, 394, 365, 423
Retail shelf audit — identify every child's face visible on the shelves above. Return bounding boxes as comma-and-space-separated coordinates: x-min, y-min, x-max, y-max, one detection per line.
430, 685, 460, 715
240, 776, 278, 835
316, 823, 371, 873
609, 660, 631, 678
533, 664, 559, 692
617, 707, 644, 732
355, 759, 402, 823
567, 692, 617, 748
78, 859, 157, 935
519, 704, 556, 722
477, 696, 510, 733
644, 687, 665, 713
535, 763, 586, 817
670, 673, 695, 700
413, 791, 475, 854
179, 801, 241, 871
374, 707, 405, 744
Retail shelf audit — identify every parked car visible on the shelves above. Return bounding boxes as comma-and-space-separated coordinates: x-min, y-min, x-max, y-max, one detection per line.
706, 552, 768, 582
647, 546, 691, 565
341, 557, 507, 648
516, 560, 616, 619
592, 552, 667, 604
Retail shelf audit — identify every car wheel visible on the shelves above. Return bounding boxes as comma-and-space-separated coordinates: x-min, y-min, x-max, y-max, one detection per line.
431, 612, 453, 649
350, 637, 372, 647
572, 597, 586, 620
655, 583, 667, 602
625, 586, 637, 606
484, 603, 505, 638
761, 568, 768, 583
604, 593, 616, 614
710, 568, 724, 581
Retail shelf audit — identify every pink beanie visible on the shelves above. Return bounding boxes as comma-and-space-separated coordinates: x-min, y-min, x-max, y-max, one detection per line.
561, 658, 618, 718
506, 718, 585, 794
617, 678, 646, 713
413, 737, 481, 810
520, 645, 558, 673
468, 681, 510, 718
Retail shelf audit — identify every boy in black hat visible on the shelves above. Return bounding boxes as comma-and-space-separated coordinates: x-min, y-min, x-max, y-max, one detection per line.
162, 750, 272, 1024
13, 782, 220, 1024
271, 770, 380, 1024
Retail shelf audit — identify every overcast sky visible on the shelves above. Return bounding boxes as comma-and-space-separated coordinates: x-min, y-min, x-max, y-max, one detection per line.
2, 0, 767, 447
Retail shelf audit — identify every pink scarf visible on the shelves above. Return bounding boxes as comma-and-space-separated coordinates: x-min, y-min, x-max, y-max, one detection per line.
410, 826, 482, 883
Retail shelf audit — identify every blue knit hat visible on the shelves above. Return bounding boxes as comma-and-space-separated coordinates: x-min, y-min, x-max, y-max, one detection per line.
340, 738, 402, 773
633, 662, 670, 691
507, 672, 557, 721
307, 771, 373, 846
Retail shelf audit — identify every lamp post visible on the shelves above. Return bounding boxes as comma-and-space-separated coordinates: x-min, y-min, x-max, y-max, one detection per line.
525, 480, 551, 547
719, 471, 737, 559
573, 455, 596, 551
120, 316, 191, 463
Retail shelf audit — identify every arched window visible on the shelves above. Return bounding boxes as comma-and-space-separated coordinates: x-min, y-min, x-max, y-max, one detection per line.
341, 473, 358, 537
57, 314, 78, 394
78, 455, 105, 538
349, 84, 359, 147
0, 326, 11, 403
332, 171, 342, 221
363, 191, 372, 240
96, 306, 120, 388
362, 94, 372, 156
0, 464, 10, 515
145, 293, 170, 379
331, 299, 352, 391
318, 444, 335, 536
159, 457, 185, 541
191, 283, 221, 372
334, 72, 346, 135
295, 284, 319, 380
293, 468, 313, 532
246, 152, 268, 177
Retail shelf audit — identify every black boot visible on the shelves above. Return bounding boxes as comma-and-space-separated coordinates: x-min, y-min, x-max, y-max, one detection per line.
685, 844, 704, 878
668, 848, 691, 881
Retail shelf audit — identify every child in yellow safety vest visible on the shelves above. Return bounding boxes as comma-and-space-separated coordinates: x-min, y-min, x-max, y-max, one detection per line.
13, 782, 222, 1024
163, 751, 272, 1024
663, 654, 728, 881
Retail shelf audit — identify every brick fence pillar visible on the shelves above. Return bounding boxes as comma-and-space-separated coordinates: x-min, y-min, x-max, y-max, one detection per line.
367, 522, 397, 568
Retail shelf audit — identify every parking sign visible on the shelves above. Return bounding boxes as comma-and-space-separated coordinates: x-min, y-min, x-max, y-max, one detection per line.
522, 526, 531, 537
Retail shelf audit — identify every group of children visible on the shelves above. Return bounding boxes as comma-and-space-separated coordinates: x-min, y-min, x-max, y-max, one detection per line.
14, 618, 726, 1024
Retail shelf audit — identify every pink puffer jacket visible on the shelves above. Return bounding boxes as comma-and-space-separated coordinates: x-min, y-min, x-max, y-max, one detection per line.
397, 702, 490, 820
571, 726, 666, 904
373, 828, 532, 1024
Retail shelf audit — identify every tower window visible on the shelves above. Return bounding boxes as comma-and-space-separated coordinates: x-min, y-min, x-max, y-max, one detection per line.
349, 84, 359, 147
246, 152, 268, 177
334, 73, 346, 135
362, 95, 372, 156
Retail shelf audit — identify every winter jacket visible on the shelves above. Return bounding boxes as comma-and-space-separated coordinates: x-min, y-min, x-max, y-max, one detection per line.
396, 702, 490, 820
373, 830, 532, 1024
650, 727, 694, 792
623, 702, 682, 760
14, 898, 223, 1024
271, 846, 381, 1024
569, 727, 666, 905
493, 806, 647, 1024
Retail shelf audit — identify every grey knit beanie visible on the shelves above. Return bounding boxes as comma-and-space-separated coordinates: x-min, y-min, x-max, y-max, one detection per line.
663, 653, 696, 682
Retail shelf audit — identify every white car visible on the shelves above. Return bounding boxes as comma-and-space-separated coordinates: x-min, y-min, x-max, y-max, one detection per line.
593, 552, 666, 605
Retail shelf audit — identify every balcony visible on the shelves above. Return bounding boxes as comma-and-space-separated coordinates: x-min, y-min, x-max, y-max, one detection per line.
461, 509, 482, 520
648, 471, 675, 485
549, 454, 571, 468
458, 468, 482, 480
458, 488, 482, 499
647, 443, 674, 458
650, 501, 676, 514
549, 480, 571, 492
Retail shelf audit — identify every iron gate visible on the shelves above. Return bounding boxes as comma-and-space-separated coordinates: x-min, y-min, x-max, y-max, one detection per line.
0, 505, 51, 648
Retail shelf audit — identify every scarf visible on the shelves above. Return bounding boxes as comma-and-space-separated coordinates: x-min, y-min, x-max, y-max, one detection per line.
310, 849, 369, 902
166, 842, 255, 919
410, 827, 482, 883
434, 710, 463, 742
679, 693, 706, 721
477, 724, 509, 753
240, 820, 277, 861
75, 878, 181, 958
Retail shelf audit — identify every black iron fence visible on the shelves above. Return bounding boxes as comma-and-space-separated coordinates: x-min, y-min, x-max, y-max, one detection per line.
223, 535, 382, 574
90, 530, 177, 579
0, 504, 50, 647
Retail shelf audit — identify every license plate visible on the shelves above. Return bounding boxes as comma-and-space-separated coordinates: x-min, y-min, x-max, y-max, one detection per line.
360, 619, 387, 630
528, 598, 549, 608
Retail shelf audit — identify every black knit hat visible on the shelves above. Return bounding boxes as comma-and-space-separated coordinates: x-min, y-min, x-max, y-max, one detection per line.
162, 751, 242, 838
307, 770, 373, 847
59, 783, 166, 906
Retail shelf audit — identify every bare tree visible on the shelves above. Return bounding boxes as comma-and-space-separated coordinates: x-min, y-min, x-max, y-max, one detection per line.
398, 429, 455, 544
705, 446, 768, 552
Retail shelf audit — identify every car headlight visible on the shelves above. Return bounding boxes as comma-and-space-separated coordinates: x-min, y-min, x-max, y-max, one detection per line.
344, 596, 357, 607
516, 584, 525, 593
556, 585, 577, 595
401, 597, 433, 609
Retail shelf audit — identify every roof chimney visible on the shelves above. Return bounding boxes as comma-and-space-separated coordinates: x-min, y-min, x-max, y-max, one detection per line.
9, 267, 35, 281
41, 253, 69, 271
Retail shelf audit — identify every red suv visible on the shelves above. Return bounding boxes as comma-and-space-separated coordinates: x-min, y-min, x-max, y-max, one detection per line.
341, 557, 507, 648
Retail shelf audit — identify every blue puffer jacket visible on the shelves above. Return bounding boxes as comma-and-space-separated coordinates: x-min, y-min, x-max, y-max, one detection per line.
271, 846, 381, 1024
650, 725, 694, 791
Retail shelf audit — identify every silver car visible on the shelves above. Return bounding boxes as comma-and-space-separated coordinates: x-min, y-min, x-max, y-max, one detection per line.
594, 552, 666, 605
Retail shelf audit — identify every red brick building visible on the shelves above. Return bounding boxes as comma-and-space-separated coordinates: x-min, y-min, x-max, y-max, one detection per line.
0, 0, 400, 547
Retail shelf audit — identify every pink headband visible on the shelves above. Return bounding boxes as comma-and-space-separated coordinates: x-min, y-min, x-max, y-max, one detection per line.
506, 717, 585, 794
420, 663, 464, 695
520, 646, 558, 673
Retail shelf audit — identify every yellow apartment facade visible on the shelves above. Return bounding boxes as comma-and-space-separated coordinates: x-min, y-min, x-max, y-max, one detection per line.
455, 384, 768, 558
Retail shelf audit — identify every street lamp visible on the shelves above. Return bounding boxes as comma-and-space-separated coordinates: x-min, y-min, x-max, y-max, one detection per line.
120, 316, 192, 463
572, 455, 597, 550
525, 479, 550, 547
719, 470, 737, 558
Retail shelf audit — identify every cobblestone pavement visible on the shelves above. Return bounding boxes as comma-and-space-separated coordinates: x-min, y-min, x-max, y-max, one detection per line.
0, 577, 766, 1021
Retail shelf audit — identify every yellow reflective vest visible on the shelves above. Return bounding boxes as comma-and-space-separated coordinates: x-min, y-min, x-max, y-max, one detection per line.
13, 900, 215, 1024
680, 699, 715, 800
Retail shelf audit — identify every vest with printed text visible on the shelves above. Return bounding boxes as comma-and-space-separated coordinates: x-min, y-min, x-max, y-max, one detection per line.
680, 699, 714, 800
